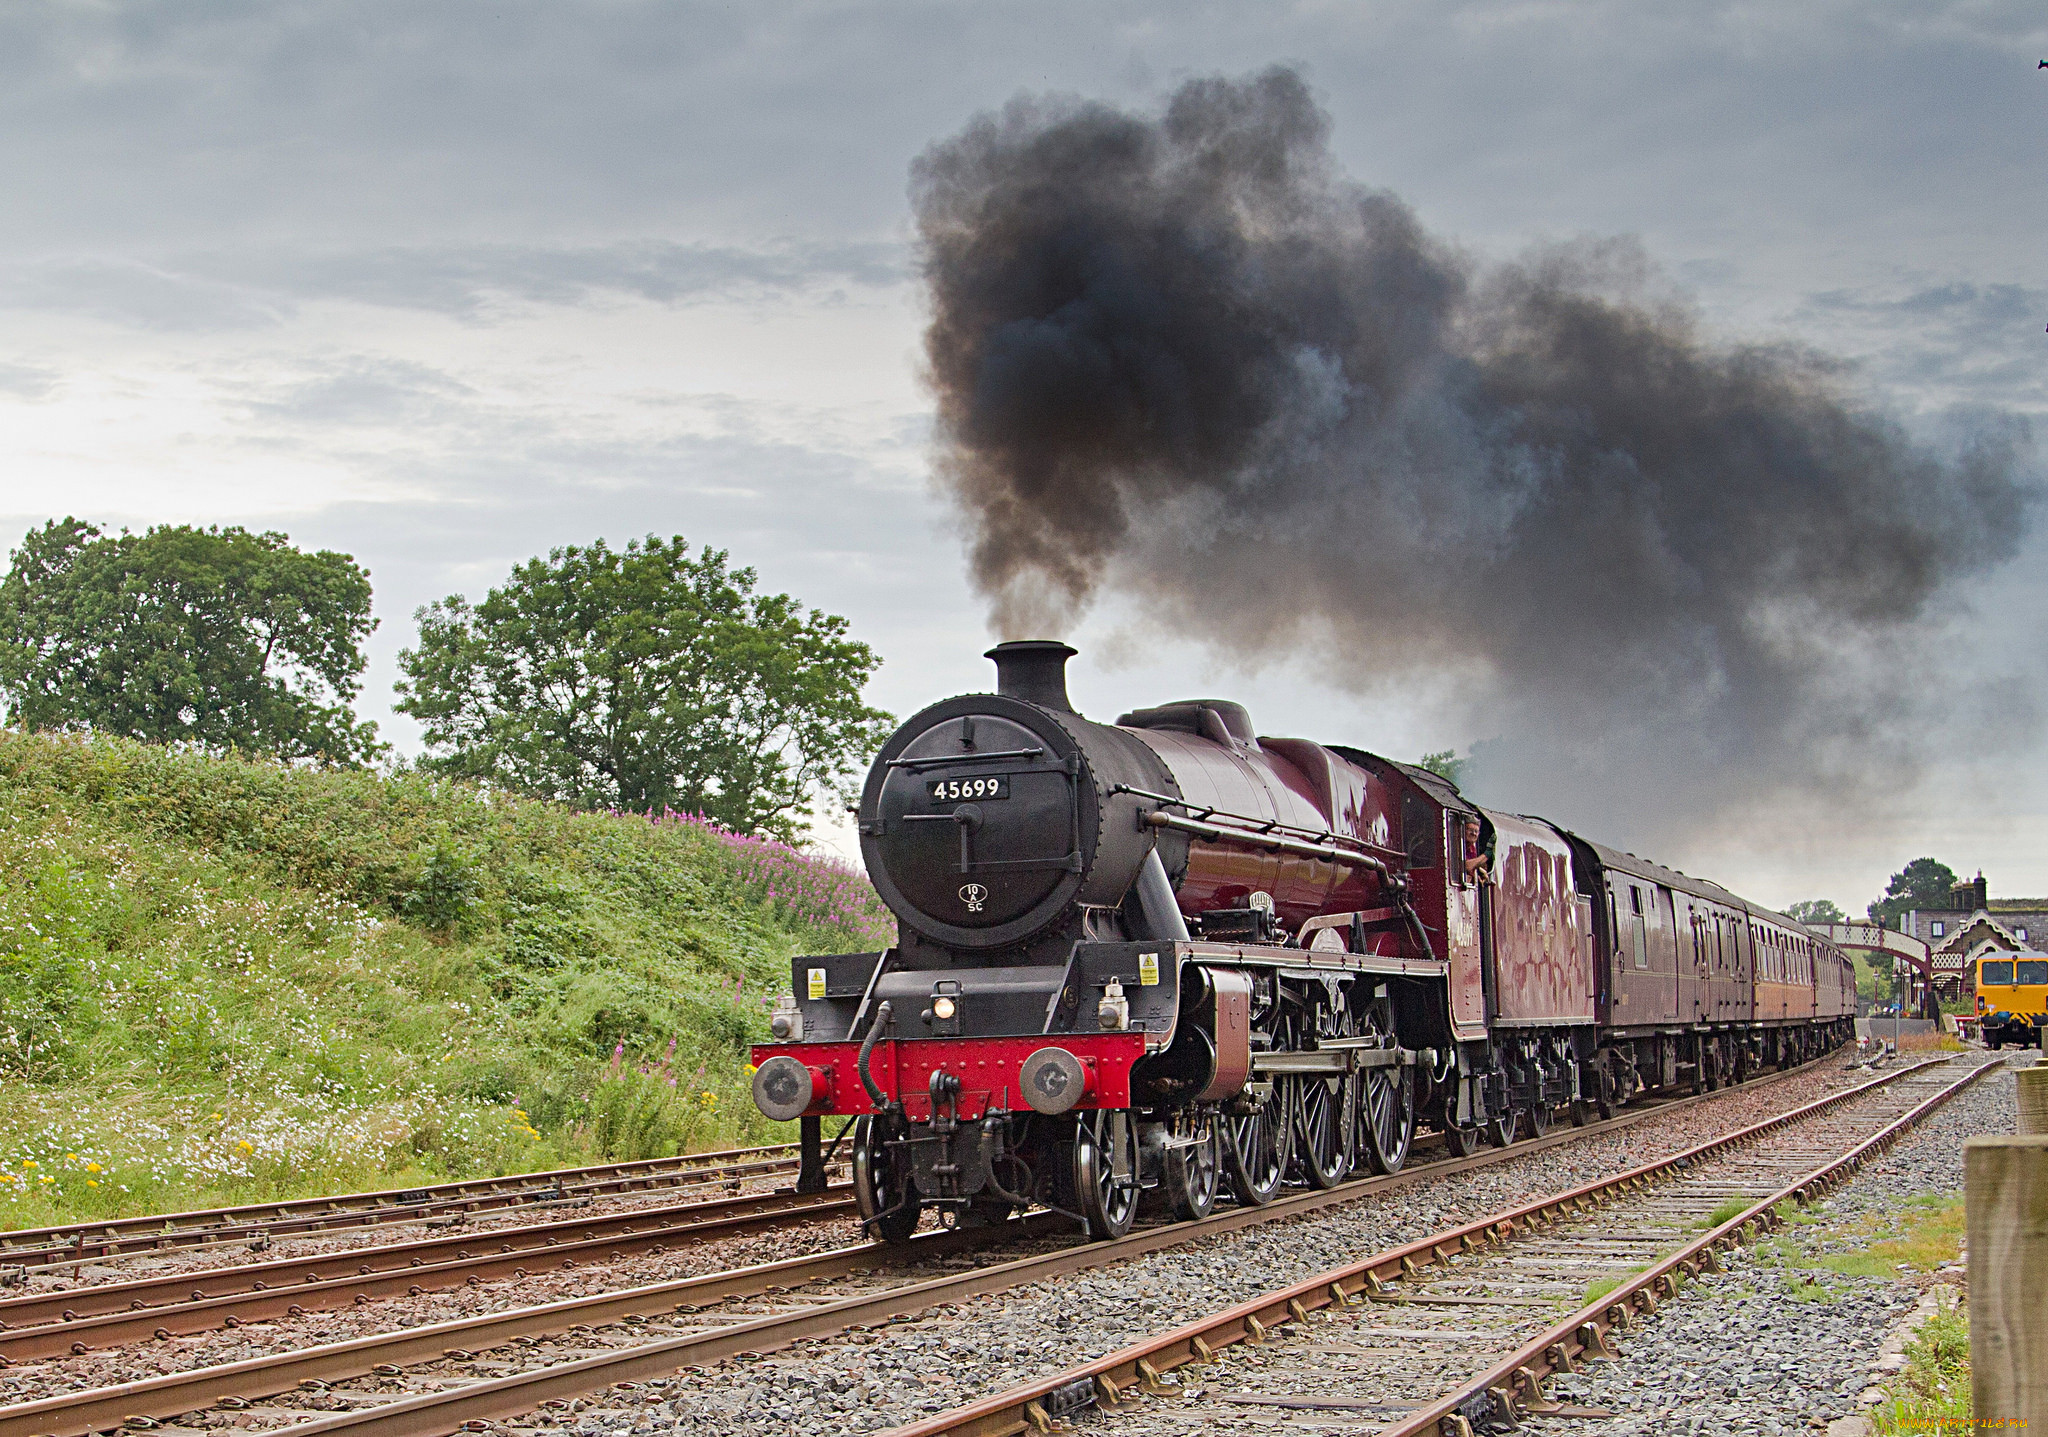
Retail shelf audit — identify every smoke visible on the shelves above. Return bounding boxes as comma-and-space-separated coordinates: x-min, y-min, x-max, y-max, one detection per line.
912, 67, 2039, 843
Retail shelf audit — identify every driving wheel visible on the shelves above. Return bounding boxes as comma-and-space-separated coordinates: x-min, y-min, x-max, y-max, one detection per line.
1292, 1072, 1353, 1189
1361, 1063, 1414, 1174
1224, 1083, 1291, 1205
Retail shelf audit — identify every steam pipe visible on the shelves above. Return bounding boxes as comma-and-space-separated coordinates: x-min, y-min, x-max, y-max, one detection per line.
857, 1000, 894, 1111
1142, 809, 1393, 876
1135, 848, 1191, 942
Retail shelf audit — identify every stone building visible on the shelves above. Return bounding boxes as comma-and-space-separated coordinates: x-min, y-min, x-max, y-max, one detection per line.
1892, 874, 2048, 999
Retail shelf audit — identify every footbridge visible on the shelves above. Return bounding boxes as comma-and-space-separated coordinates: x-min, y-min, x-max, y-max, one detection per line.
1816, 922, 1937, 1019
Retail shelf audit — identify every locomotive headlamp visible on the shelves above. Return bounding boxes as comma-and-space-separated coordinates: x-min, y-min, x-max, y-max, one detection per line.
932, 995, 958, 1020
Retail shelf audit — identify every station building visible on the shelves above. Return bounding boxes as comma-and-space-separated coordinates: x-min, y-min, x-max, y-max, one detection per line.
1893, 874, 2048, 1001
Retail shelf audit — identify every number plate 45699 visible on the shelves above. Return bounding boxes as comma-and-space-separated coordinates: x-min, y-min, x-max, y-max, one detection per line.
928, 774, 1010, 803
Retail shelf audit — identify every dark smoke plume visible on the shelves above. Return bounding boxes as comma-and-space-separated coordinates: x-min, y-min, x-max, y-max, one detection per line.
913, 67, 2038, 841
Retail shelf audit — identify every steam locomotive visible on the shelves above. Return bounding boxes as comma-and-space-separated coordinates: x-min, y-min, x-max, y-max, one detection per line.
749, 642, 1854, 1241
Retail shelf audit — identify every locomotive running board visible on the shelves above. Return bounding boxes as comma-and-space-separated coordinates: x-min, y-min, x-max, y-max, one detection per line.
1184, 941, 1448, 979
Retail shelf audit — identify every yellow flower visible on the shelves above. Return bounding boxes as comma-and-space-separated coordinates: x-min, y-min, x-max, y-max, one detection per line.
85, 1162, 100, 1173
86, 1179, 98, 1187
20, 1160, 35, 1169
235, 1140, 254, 1152
65, 1152, 77, 1161
38, 1175, 52, 1184
210, 1112, 223, 1120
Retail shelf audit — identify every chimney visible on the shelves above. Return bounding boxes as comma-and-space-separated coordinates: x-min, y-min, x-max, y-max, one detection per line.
987, 640, 1078, 713
1975, 871, 1988, 912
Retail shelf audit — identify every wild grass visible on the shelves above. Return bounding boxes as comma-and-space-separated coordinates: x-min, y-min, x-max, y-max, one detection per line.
0, 730, 893, 1227
1697, 1197, 1752, 1230
1870, 1306, 1970, 1435
1818, 1196, 1964, 1278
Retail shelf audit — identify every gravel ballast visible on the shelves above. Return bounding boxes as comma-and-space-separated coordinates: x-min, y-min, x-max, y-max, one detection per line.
1527, 1054, 2014, 1437
583, 1058, 1938, 1436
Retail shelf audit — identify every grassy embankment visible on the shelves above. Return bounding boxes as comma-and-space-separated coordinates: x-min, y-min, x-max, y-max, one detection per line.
0, 730, 893, 1229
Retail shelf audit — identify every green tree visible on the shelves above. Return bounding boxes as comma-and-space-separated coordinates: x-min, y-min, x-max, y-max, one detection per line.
0, 518, 381, 763
1867, 857, 1960, 927
394, 535, 891, 841
1418, 749, 1467, 788
1784, 898, 1845, 927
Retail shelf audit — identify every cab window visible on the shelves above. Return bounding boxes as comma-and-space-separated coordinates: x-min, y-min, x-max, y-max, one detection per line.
2018, 960, 2048, 986
1983, 960, 2015, 987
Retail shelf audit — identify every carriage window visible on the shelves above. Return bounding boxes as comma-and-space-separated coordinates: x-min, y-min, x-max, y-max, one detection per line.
1629, 887, 1649, 969
1630, 888, 1642, 915
1983, 960, 2015, 986
2019, 960, 2048, 986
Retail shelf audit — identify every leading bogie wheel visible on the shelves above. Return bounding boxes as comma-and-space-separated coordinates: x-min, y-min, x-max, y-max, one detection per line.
851, 1116, 921, 1244
1224, 1082, 1291, 1206
1524, 1100, 1551, 1139
1161, 1119, 1220, 1222
1073, 1110, 1142, 1241
1292, 1073, 1352, 1190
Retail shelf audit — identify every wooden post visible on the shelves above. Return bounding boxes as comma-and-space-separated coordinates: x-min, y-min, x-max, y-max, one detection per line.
2019, 1069, 2048, 1137
1969, 1136, 2048, 1424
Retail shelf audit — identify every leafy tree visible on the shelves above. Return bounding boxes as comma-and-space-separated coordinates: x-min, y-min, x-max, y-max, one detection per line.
1784, 898, 1845, 927
1418, 749, 1467, 787
1867, 857, 1960, 927
395, 535, 891, 841
0, 518, 381, 763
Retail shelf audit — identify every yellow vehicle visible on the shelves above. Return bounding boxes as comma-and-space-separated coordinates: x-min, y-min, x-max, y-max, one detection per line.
1976, 952, 2048, 1048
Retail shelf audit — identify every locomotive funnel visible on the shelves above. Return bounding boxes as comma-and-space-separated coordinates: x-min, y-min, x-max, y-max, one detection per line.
987, 640, 1078, 713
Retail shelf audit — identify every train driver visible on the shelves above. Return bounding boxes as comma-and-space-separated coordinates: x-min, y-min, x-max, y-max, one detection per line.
1461, 817, 1493, 887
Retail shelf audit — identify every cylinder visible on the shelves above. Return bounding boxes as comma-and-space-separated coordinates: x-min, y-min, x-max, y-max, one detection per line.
1969, 1136, 2048, 1426
2020, 1068, 2048, 1136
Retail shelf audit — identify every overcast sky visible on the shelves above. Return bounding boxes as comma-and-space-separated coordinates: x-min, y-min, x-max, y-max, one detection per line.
2, 1, 2044, 914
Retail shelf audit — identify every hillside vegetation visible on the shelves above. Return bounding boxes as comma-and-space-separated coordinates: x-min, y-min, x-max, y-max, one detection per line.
0, 730, 893, 1228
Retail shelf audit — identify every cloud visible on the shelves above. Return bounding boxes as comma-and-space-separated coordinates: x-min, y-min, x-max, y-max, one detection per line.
0, 240, 905, 332
1795, 280, 2048, 412
0, 360, 58, 399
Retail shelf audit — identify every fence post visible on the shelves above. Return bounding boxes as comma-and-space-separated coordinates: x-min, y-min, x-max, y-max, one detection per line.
1969, 1135, 2048, 1425
2019, 1069, 2048, 1137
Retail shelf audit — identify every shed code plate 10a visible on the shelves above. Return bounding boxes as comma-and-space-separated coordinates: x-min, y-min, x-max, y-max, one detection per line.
928, 775, 1010, 803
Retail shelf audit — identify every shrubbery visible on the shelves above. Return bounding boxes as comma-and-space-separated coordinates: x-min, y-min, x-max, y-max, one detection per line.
0, 730, 894, 1225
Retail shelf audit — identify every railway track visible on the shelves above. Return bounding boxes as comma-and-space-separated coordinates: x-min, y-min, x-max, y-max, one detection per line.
0, 1142, 834, 1273
0, 1049, 1907, 1437
887, 1052, 1999, 1437
0, 1051, 1841, 1373
0, 1185, 854, 1361
0, 1052, 1842, 1369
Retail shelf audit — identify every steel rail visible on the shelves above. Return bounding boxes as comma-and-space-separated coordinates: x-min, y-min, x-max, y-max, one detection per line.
0, 1186, 857, 1361
0, 1044, 1839, 1339
0, 1144, 822, 1270
879, 1055, 1984, 1437
0, 1219, 1018, 1437
1381, 1056, 2002, 1437
0, 1045, 1872, 1437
